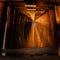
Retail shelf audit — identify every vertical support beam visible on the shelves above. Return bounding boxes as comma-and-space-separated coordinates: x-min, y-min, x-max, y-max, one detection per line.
0, 2, 8, 56
55, 6, 60, 56
5, 5, 15, 56
11, 8, 20, 49
49, 7, 58, 55
5, 5, 15, 49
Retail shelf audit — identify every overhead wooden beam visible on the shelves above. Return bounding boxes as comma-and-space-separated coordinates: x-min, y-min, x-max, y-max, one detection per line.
0, 0, 24, 1
25, 5, 36, 7
44, 2, 60, 6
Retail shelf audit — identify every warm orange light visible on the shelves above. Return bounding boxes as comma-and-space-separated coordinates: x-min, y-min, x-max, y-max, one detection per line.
55, 6, 60, 24
25, 23, 34, 48
34, 24, 44, 47
23, 10, 55, 48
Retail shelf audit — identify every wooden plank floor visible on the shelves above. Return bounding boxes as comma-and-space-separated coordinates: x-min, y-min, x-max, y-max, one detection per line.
2, 48, 57, 56
0, 56, 60, 60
